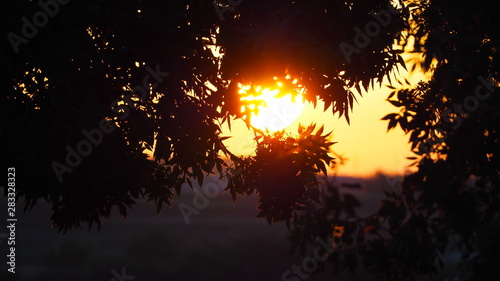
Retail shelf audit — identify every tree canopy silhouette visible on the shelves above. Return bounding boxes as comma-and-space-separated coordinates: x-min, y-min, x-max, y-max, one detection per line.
288, 0, 500, 280
1, 0, 407, 232
5, 0, 499, 280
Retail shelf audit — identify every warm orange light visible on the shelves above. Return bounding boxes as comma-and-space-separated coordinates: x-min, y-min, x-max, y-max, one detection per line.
239, 77, 305, 132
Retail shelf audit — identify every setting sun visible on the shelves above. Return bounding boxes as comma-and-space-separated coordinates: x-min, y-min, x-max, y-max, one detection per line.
221, 55, 427, 176
238, 77, 305, 131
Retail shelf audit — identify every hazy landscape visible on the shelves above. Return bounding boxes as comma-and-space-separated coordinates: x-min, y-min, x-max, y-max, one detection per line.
1, 174, 461, 281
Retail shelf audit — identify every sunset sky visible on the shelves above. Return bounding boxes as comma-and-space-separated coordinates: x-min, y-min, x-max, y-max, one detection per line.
221, 53, 429, 178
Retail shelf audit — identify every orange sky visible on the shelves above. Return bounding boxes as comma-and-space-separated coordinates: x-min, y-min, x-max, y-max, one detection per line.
221, 53, 429, 178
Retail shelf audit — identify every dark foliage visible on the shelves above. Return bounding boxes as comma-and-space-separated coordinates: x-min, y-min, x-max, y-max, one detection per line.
290, 1, 500, 280
1, 0, 406, 232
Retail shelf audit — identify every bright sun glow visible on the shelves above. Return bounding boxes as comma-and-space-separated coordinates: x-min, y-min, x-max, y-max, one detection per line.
239, 77, 305, 131
220, 54, 426, 176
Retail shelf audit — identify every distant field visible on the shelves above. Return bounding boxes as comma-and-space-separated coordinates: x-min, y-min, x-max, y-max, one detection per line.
1, 175, 460, 281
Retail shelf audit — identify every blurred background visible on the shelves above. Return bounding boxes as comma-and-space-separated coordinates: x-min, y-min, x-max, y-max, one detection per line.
0, 174, 461, 281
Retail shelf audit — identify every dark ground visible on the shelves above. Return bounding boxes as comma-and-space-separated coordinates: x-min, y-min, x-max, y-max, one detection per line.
0, 174, 461, 281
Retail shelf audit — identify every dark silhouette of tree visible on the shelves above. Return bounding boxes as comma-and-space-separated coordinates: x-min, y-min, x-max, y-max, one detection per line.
7, 1, 498, 280
7, 1, 499, 280
289, 1, 500, 280
1, 0, 407, 233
